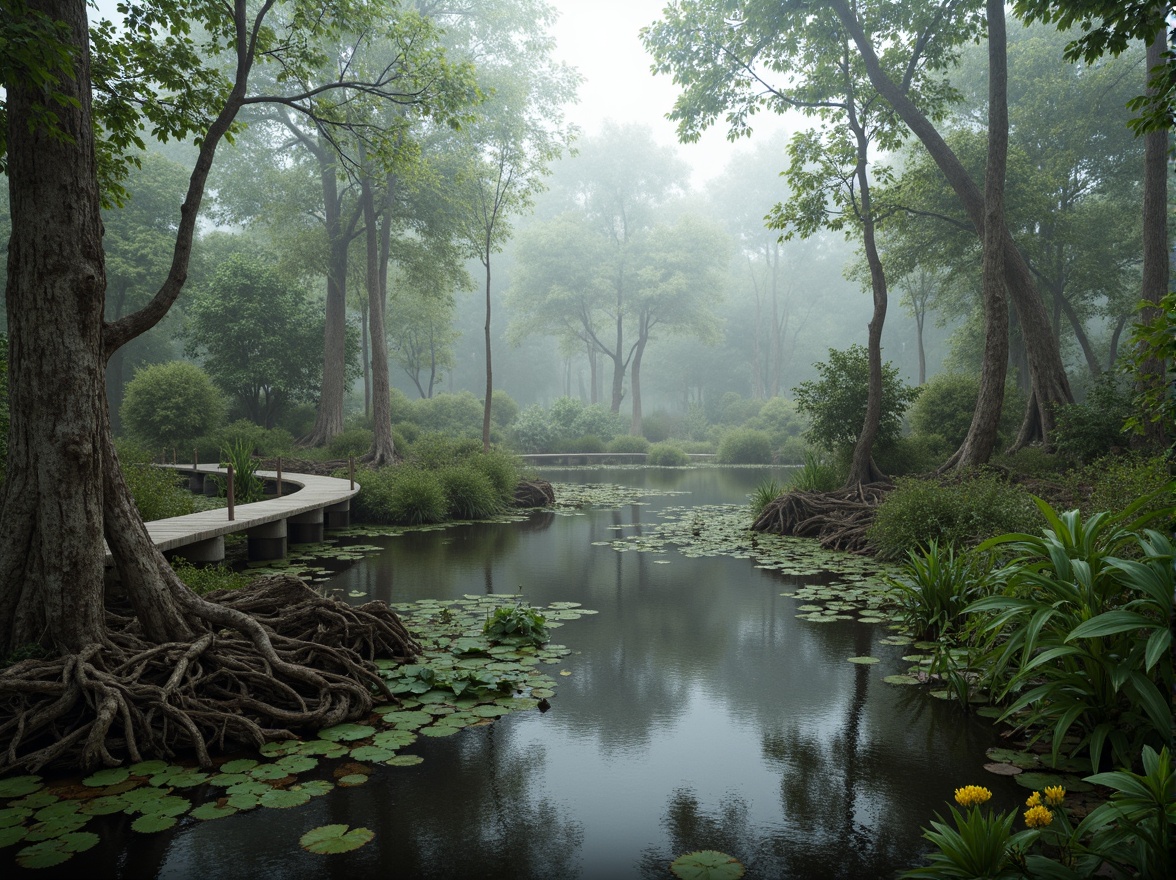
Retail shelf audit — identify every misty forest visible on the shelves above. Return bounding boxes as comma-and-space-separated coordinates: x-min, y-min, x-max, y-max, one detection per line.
0, 1, 1172, 878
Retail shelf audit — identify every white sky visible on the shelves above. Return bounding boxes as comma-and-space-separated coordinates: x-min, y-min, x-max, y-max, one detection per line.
547, 0, 788, 187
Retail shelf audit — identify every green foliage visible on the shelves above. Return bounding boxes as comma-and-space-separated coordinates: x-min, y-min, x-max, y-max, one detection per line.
438, 466, 503, 520
750, 478, 783, 517
887, 541, 991, 641
793, 345, 920, 451
909, 372, 1022, 452
641, 410, 674, 443
1122, 290, 1176, 441
1052, 374, 1135, 465
553, 434, 605, 454
902, 802, 1022, 879
507, 398, 629, 453
872, 435, 944, 477
647, 442, 690, 466
116, 441, 197, 522
328, 428, 374, 460
482, 604, 549, 647
509, 404, 553, 453
1078, 746, 1174, 880
788, 450, 841, 492
351, 465, 446, 526
409, 433, 482, 470
490, 389, 520, 429
214, 438, 264, 504
991, 446, 1065, 479
193, 420, 295, 462
121, 361, 225, 449
408, 391, 485, 440
747, 396, 806, 446
466, 448, 521, 504
868, 474, 1039, 560
1080, 454, 1172, 524
711, 391, 762, 425
716, 428, 773, 464
170, 560, 251, 596
969, 501, 1175, 772
608, 434, 649, 454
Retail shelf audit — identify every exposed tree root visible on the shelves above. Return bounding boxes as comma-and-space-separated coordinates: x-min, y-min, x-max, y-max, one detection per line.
750, 483, 893, 554
0, 575, 419, 775
514, 478, 555, 508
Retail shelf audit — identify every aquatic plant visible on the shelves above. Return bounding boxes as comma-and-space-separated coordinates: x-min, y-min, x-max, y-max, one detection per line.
483, 603, 549, 647
715, 428, 772, 464
219, 437, 265, 503
646, 442, 690, 466
749, 478, 784, 517
788, 449, 840, 492
438, 465, 502, 520
886, 540, 991, 641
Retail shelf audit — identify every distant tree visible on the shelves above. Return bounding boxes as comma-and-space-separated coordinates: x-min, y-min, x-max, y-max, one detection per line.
120, 361, 224, 450
389, 277, 460, 399
183, 255, 327, 429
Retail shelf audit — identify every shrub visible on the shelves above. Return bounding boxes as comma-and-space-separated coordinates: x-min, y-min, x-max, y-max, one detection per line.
712, 391, 762, 425
552, 434, 604, 454
351, 465, 446, 525
171, 560, 251, 595
394, 420, 420, 445
874, 435, 943, 477
278, 403, 317, 439
467, 448, 522, 504
750, 478, 784, 517
410, 433, 481, 470
121, 361, 225, 449
608, 434, 649, 454
867, 473, 1038, 560
647, 442, 689, 466
439, 465, 503, 520
483, 603, 549, 646
907, 372, 1020, 451
409, 391, 484, 438
793, 344, 919, 451
1053, 374, 1135, 465
886, 541, 992, 640
197, 419, 295, 460
992, 445, 1064, 479
490, 389, 520, 429
328, 427, 373, 459
748, 396, 806, 443
571, 404, 627, 442
716, 428, 773, 464
1080, 454, 1173, 525
641, 410, 675, 443
117, 441, 197, 521
509, 405, 553, 453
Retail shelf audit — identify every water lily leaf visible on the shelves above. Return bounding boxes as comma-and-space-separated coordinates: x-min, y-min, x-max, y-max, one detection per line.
846, 656, 880, 665
984, 762, 1022, 776
882, 674, 921, 686
299, 824, 374, 855
15, 840, 73, 869
58, 831, 99, 853
34, 801, 81, 822
209, 773, 250, 788
248, 764, 291, 782
336, 774, 369, 787
219, 759, 259, 774
318, 723, 376, 742
275, 755, 319, 775
669, 850, 746, 880
0, 776, 43, 798
349, 746, 397, 763
293, 780, 334, 798
25, 816, 89, 842
388, 711, 433, 730
530, 688, 555, 699
190, 803, 238, 821
0, 824, 29, 847
225, 793, 260, 811
166, 771, 209, 788
985, 748, 1038, 769
385, 755, 424, 767
152, 795, 191, 817
472, 704, 510, 718
419, 725, 460, 737
258, 741, 298, 758
82, 768, 130, 788
131, 814, 177, 834
0, 806, 32, 828
259, 788, 311, 809
372, 730, 416, 750
292, 740, 347, 758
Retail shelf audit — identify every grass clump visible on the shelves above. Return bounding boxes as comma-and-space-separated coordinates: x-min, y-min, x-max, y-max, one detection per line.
608, 434, 650, 454
750, 478, 784, 517
647, 442, 690, 466
886, 541, 991, 641
439, 466, 503, 520
171, 560, 252, 595
351, 465, 446, 525
867, 472, 1038, 560
788, 450, 841, 492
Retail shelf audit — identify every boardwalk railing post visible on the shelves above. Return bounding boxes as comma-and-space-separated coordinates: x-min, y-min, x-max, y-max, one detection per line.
193, 448, 198, 471
172, 447, 177, 465
349, 457, 354, 490
276, 456, 283, 498
227, 464, 235, 521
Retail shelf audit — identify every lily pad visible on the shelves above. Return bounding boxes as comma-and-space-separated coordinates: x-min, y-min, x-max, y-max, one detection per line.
131, 814, 178, 834
82, 768, 130, 788
984, 762, 1023, 776
259, 788, 311, 809
299, 824, 374, 855
190, 803, 239, 821
0, 776, 43, 798
0, 825, 29, 848
219, 758, 259, 774
846, 656, 880, 665
318, 723, 376, 742
59, 831, 99, 853
336, 774, 369, 787
348, 745, 397, 763
882, 674, 921, 686
385, 755, 424, 767
275, 755, 319, 775
669, 850, 746, 880
15, 840, 74, 869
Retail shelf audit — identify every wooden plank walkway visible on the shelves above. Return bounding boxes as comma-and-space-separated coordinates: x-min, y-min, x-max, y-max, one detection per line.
125, 465, 361, 563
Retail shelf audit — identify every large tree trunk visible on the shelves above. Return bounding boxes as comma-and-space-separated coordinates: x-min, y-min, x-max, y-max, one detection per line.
364, 167, 396, 466
0, 0, 109, 654
1137, 22, 1170, 450
946, 0, 1009, 471
630, 331, 648, 437
830, 0, 1072, 449
482, 248, 493, 452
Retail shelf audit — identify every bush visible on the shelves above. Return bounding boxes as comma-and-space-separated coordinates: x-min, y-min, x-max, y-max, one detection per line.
171, 560, 251, 595
874, 435, 943, 477
716, 428, 773, 464
749, 396, 806, 442
647, 442, 690, 466
1080, 454, 1173, 524
439, 465, 503, 519
608, 434, 649, 454
509, 404, 553, 453
121, 361, 225, 449
351, 465, 446, 525
490, 389, 520, 429
907, 372, 1019, 451
788, 450, 841, 492
467, 448, 522, 505
886, 541, 992, 640
992, 445, 1064, 479
867, 472, 1038, 560
328, 427, 373, 459
552, 434, 605, 454
1053, 373, 1134, 465
750, 477, 785, 517
410, 433, 482, 470
196, 419, 295, 460
117, 441, 198, 521
793, 344, 919, 451
409, 391, 484, 439
712, 391, 762, 425
571, 404, 627, 443
277, 403, 317, 439
641, 410, 675, 443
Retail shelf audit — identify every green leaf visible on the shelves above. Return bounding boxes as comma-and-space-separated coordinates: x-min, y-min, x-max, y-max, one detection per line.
317, 723, 375, 742
131, 814, 178, 833
0, 776, 43, 798
1067, 610, 1160, 640
259, 788, 311, 809
669, 850, 746, 880
219, 758, 259, 774
58, 831, 100, 853
299, 824, 374, 855
16, 840, 73, 869
385, 754, 424, 767
189, 803, 239, 821
82, 768, 131, 788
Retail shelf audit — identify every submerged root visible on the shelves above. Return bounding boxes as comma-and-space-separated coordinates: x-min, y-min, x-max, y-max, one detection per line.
0, 575, 419, 775
750, 483, 892, 554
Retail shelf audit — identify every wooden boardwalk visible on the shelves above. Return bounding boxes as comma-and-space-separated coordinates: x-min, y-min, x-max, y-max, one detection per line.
130, 466, 360, 563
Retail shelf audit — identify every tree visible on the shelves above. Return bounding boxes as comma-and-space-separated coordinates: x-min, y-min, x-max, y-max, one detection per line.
120, 361, 225, 450
183, 254, 327, 428
0, 0, 426, 773
388, 267, 461, 399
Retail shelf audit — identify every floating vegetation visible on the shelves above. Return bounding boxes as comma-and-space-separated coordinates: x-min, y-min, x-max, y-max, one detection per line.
0, 593, 594, 868
669, 850, 746, 880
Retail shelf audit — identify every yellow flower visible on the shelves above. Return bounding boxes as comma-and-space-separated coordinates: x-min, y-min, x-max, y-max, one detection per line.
1025, 791, 1042, 807
954, 785, 993, 808
1044, 785, 1066, 806
1024, 805, 1054, 828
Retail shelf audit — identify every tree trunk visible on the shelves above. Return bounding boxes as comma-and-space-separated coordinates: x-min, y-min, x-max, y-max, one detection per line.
482, 248, 493, 452
630, 330, 648, 436
361, 297, 370, 420
302, 142, 351, 448
1137, 22, 1170, 450
830, 0, 1072, 449
946, 0, 1009, 471
0, 0, 110, 654
362, 166, 396, 466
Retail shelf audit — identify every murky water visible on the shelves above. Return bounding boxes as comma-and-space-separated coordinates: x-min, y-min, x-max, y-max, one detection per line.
8, 467, 1024, 879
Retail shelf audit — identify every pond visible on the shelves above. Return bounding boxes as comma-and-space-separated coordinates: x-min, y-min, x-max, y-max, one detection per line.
4, 466, 1024, 879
